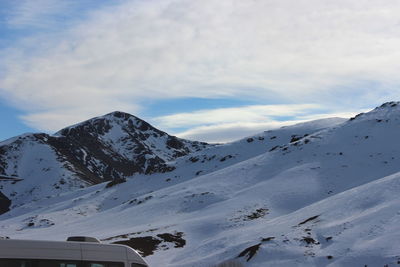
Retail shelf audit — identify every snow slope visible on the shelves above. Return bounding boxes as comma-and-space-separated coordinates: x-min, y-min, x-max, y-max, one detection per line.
1, 102, 400, 266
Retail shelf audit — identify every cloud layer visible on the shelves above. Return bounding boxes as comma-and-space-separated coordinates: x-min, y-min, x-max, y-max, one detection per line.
1, 0, 400, 140
153, 104, 360, 142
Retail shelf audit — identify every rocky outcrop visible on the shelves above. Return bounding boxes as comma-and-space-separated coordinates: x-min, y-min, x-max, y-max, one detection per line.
0, 191, 11, 215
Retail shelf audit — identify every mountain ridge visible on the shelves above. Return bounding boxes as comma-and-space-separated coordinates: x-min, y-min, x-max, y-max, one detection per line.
1, 103, 400, 266
0, 111, 210, 209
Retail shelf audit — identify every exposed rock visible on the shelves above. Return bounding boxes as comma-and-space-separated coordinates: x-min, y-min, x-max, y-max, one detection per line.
115, 236, 162, 257
105, 177, 127, 188
237, 243, 261, 262
113, 232, 186, 257
298, 215, 320, 225
301, 236, 319, 245
0, 191, 11, 215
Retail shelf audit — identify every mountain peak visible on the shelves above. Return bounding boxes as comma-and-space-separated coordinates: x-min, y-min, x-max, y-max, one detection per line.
377, 101, 400, 109
55, 111, 158, 137
349, 101, 400, 122
104, 111, 140, 121
0, 110, 210, 195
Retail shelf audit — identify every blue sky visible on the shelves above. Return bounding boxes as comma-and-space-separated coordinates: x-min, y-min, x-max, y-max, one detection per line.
1, 0, 400, 142
0, 100, 34, 139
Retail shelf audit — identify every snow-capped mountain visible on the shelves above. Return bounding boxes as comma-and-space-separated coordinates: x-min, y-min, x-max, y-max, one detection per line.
1, 102, 400, 266
0, 111, 209, 209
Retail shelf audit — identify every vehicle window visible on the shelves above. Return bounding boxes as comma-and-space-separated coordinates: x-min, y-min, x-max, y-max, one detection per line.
0, 259, 33, 267
131, 263, 147, 267
85, 263, 123, 267
38, 260, 79, 267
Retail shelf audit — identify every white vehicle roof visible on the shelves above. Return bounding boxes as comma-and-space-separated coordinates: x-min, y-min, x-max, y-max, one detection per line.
0, 239, 148, 266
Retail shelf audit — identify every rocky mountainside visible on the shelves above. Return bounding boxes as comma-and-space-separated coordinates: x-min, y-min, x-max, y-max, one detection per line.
0, 111, 209, 209
1, 102, 400, 266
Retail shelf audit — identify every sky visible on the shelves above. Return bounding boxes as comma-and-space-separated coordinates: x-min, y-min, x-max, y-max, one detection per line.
1, 0, 400, 143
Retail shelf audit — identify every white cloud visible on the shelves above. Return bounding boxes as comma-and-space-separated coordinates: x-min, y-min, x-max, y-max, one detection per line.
1, 0, 400, 133
176, 122, 299, 143
20, 102, 141, 132
153, 104, 321, 128
154, 105, 364, 142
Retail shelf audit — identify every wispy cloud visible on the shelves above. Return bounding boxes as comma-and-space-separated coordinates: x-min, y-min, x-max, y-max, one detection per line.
177, 122, 291, 143
153, 104, 363, 142
154, 104, 321, 128
0, 0, 400, 134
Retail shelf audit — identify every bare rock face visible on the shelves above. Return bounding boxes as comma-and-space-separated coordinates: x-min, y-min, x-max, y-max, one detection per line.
0, 191, 11, 215
50, 111, 209, 182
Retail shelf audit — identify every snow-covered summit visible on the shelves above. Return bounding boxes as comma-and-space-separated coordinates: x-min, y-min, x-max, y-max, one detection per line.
56, 110, 209, 164
0, 112, 210, 211
349, 101, 400, 122
56, 111, 159, 137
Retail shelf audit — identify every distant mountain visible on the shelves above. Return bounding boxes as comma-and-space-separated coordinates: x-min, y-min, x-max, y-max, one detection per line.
0, 111, 209, 209
2, 103, 400, 266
